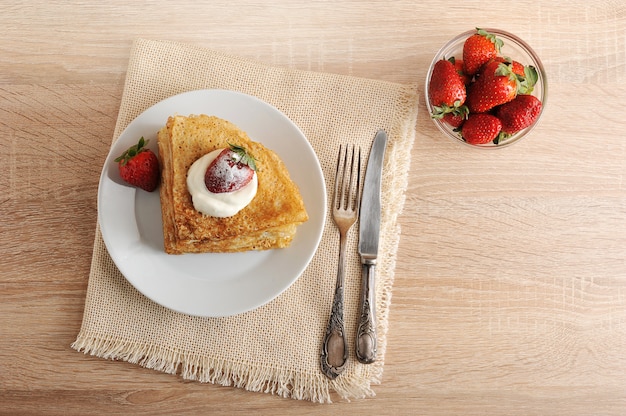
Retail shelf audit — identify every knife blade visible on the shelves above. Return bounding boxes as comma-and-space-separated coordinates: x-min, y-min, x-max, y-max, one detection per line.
356, 129, 387, 364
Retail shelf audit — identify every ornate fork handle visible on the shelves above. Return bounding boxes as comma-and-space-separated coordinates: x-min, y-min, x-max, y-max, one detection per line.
320, 233, 349, 379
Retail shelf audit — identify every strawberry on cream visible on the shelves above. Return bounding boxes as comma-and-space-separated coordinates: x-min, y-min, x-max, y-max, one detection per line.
187, 148, 258, 218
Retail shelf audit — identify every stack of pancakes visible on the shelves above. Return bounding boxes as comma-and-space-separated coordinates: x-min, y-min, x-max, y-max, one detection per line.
158, 114, 308, 254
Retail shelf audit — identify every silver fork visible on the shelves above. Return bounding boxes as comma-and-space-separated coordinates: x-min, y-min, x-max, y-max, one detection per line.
321, 144, 361, 379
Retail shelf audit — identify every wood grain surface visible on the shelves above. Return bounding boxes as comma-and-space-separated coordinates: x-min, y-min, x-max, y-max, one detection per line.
1, 1, 626, 414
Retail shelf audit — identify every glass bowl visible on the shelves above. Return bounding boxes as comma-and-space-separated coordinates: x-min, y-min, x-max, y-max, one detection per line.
425, 28, 547, 148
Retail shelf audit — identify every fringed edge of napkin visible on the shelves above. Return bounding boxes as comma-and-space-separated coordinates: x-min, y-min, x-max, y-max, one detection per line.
73, 330, 353, 403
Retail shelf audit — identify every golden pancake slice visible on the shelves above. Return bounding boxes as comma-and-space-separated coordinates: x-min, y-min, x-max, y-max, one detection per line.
157, 114, 308, 254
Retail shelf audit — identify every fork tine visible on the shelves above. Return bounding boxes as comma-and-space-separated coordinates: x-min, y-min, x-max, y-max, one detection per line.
341, 146, 352, 210
332, 144, 362, 212
345, 146, 354, 210
344, 146, 361, 212
333, 145, 344, 211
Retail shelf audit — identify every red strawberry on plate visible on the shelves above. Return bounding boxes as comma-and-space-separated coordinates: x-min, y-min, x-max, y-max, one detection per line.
496, 94, 542, 134
466, 59, 519, 113
204, 144, 256, 193
461, 113, 502, 145
463, 28, 503, 76
429, 58, 469, 127
115, 136, 160, 192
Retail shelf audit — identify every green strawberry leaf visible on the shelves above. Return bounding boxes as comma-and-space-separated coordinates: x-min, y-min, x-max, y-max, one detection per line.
524, 66, 538, 86
115, 136, 149, 166
495, 131, 512, 145
229, 143, 257, 171
431, 102, 469, 120
522, 65, 539, 93
477, 28, 504, 52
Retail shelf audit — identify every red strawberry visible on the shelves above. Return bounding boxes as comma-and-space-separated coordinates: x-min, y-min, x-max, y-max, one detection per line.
451, 57, 470, 85
494, 56, 525, 77
443, 112, 467, 128
466, 60, 518, 113
461, 113, 502, 145
429, 58, 469, 126
493, 56, 539, 94
462, 28, 503, 75
495, 94, 542, 134
204, 144, 256, 193
115, 137, 160, 192
429, 58, 467, 106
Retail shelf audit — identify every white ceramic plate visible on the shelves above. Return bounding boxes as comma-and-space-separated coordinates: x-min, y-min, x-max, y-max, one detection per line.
98, 89, 326, 317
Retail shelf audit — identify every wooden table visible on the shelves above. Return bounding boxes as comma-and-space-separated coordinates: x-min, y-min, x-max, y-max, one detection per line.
2, 1, 625, 414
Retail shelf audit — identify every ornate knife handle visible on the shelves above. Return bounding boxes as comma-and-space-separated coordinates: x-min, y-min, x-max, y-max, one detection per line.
321, 284, 347, 379
356, 261, 377, 364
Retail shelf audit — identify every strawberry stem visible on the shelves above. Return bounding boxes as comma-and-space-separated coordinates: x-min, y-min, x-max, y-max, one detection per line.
115, 137, 149, 166
476, 28, 504, 53
228, 143, 257, 171
518, 65, 538, 94
431, 101, 469, 120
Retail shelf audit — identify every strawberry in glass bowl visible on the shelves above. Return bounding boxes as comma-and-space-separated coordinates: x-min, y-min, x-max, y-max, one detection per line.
425, 28, 547, 148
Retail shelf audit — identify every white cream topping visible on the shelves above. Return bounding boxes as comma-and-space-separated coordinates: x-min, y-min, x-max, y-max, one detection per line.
186, 148, 258, 218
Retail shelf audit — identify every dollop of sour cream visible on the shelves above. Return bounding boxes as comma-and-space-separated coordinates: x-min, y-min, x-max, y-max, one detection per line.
186, 148, 258, 217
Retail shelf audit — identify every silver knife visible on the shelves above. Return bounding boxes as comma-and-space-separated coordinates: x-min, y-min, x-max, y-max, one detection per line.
356, 129, 387, 364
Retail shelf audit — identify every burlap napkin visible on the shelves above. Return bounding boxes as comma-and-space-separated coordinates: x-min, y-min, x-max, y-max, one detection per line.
72, 38, 418, 403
